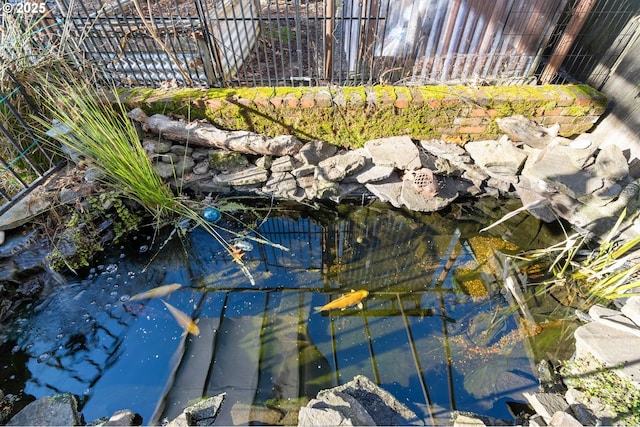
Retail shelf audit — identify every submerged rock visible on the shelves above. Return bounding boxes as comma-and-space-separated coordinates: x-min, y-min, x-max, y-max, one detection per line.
7, 393, 82, 426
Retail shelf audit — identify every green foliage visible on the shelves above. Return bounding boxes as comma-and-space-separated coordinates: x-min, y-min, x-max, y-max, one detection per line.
512, 209, 640, 301
561, 354, 640, 426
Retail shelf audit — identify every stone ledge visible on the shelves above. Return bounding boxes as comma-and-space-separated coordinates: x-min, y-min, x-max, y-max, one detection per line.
119, 84, 607, 148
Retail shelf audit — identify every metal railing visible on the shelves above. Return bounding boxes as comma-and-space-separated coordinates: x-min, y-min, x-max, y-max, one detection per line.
38, 0, 637, 88
0, 70, 63, 216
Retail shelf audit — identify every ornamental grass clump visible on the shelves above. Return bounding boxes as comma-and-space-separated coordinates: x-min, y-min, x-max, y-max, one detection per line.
35, 72, 178, 220
512, 209, 640, 302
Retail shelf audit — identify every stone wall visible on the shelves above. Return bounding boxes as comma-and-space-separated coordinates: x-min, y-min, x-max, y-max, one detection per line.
119, 84, 607, 148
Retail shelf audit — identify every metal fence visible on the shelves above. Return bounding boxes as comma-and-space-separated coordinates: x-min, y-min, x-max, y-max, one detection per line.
542, 0, 640, 90
0, 70, 62, 216
31, 0, 639, 88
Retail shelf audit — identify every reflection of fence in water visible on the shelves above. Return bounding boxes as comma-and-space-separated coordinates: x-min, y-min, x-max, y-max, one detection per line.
155, 210, 535, 425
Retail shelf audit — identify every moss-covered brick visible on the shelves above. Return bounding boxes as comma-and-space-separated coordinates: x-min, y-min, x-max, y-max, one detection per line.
119, 84, 607, 147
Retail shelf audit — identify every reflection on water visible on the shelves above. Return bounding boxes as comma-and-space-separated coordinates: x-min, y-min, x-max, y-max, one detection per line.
1, 200, 566, 424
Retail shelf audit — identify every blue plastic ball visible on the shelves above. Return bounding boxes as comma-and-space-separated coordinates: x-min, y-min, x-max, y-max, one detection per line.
202, 207, 222, 223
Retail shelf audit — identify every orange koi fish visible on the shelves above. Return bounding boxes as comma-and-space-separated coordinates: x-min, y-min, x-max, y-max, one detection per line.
314, 290, 369, 313
161, 300, 200, 336
128, 283, 182, 301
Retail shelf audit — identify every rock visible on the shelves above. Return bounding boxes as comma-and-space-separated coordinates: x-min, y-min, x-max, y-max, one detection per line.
317, 152, 366, 181
313, 170, 340, 200
350, 161, 395, 184
298, 391, 376, 426
589, 304, 640, 337
522, 392, 570, 424
549, 411, 582, 427
594, 144, 629, 181
297, 140, 337, 165
192, 160, 210, 175
298, 405, 353, 426
263, 172, 298, 199
496, 115, 561, 149
208, 150, 249, 172
365, 174, 404, 208
621, 296, 640, 327
464, 136, 527, 180
313, 375, 424, 426
271, 155, 297, 172
213, 166, 269, 186
365, 135, 422, 170
565, 388, 598, 426
7, 393, 81, 426
184, 394, 226, 426
574, 319, 640, 387
0, 191, 52, 231
104, 409, 140, 426
451, 413, 486, 426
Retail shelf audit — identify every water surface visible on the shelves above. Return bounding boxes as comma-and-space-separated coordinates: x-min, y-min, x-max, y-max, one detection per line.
2, 199, 565, 424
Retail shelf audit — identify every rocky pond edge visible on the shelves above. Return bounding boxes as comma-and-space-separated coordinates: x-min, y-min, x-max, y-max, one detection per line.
2, 112, 640, 425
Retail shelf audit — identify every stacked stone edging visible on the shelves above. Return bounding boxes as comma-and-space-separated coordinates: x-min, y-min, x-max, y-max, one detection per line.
120, 84, 607, 147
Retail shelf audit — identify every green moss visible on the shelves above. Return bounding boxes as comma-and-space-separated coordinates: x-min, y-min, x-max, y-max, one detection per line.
564, 104, 592, 116
120, 84, 603, 147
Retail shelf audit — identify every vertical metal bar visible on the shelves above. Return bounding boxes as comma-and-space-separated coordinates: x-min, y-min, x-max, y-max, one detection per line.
325, 0, 335, 82
253, 1, 270, 87
540, 0, 598, 83
397, 293, 436, 424
360, 306, 381, 384
293, 0, 307, 82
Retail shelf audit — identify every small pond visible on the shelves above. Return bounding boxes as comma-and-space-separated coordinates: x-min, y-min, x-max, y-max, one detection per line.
1, 198, 577, 424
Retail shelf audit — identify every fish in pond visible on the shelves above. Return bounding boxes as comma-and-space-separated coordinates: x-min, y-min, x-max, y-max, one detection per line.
128, 283, 182, 301
161, 300, 200, 336
314, 290, 369, 313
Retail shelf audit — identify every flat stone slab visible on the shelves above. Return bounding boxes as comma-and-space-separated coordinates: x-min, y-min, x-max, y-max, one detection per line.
589, 304, 640, 337
621, 296, 640, 328
464, 136, 527, 179
364, 174, 403, 208
522, 393, 570, 424
365, 136, 421, 170
0, 191, 52, 231
574, 320, 640, 387
213, 166, 269, 186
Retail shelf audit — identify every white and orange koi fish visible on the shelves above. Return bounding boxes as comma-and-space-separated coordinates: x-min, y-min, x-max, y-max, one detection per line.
314, 290, 369, 313
161, 300, 200, 336
128, 283, 182, 301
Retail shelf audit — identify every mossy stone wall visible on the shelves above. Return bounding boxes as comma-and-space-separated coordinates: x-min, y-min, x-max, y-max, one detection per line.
120, 85, 607, 148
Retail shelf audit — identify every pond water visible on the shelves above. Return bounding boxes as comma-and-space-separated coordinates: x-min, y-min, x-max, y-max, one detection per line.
1, 199, 574, 425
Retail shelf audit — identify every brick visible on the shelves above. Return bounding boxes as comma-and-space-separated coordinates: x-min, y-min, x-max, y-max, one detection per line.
284, 94, 299, 108
394, 91, 410, 109
458, 125, 487, 134
300, 93, 315, 108
472, 88, 492, 107
269, 96, 284, 108
534, 107, 563, 117
441, 96, 459, 107
206, 99, 223, 109
453, 117, 489, 126
469, 108, 499, 117
408, 88, 424, 106
315, 91, 333, 107
426, 99, 441, 109
235, 97, 253, 107
540, 115, 576, 125
253, 96, 270, 108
